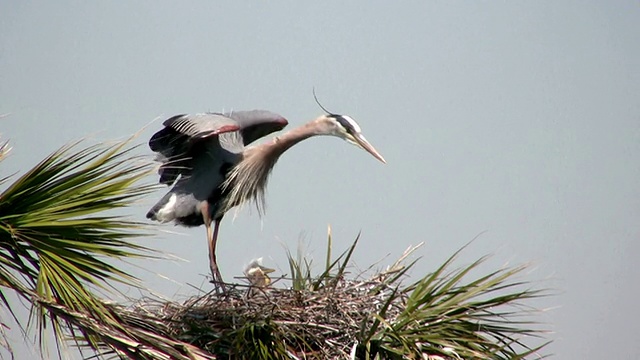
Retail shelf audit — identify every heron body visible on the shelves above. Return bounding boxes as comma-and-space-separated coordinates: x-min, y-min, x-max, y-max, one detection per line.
147, 110, 287, 225
147, 109, 385, 287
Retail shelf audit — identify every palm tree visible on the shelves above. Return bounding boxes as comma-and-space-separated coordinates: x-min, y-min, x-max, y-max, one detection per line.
0, 136, 550, 359
0, 137, 214, 359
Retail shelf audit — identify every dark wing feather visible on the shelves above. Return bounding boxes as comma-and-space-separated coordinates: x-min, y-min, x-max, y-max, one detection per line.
224, 110, 289, 145
149, 111, 288, 186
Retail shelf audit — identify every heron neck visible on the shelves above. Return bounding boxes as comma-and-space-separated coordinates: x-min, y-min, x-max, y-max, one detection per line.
269, 120, 322, 155
220, 120, 325, 215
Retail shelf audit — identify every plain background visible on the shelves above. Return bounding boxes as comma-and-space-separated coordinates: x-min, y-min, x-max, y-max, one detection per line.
1, 2, 639, 358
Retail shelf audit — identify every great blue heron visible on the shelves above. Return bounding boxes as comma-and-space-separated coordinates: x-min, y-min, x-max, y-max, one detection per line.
146, 110, 385, 286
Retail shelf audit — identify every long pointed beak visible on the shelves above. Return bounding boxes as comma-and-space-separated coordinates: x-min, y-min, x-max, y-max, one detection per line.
259, 265, 276, 274
354, 133, 386, 164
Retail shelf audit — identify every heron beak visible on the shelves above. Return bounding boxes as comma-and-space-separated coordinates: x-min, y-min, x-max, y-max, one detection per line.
259, 265, 276, 274
353, 133, 386, 164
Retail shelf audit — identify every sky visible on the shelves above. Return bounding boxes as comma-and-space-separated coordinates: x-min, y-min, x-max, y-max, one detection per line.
1, 1, 639, 358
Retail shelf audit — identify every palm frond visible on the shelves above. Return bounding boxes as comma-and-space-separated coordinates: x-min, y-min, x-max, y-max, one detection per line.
0, 137, 158, 352
360, 244, 550, 360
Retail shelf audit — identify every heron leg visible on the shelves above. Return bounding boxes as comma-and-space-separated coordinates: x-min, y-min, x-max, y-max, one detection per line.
202, 203, 225, 291
209, 219, 223, 284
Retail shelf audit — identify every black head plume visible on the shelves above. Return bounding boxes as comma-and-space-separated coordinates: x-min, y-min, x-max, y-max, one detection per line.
312, 88, 336, 116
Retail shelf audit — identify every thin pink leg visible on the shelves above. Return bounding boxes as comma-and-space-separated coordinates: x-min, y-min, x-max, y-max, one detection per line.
202, 202, 225, 291
209, 220, 223, 285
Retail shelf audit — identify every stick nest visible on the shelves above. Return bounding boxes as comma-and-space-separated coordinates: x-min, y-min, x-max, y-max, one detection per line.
104, 241, 546, 360
121, 270, 405, 359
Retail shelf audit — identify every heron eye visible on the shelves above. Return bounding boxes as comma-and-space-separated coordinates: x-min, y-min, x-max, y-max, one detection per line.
334, 115, 358, 135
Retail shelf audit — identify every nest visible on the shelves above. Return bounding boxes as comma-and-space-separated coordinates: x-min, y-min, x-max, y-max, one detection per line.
102, 242, 545, 360
120, 271, 404, 359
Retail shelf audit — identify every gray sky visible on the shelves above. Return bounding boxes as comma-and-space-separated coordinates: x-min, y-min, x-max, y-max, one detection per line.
1, 1, 639, 358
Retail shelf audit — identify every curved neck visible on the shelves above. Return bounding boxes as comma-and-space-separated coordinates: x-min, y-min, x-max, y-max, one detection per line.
267, 120, 323, 157
220, 119, 325, 215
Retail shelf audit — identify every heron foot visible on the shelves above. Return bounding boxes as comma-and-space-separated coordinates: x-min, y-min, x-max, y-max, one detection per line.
209, 265, 227, 293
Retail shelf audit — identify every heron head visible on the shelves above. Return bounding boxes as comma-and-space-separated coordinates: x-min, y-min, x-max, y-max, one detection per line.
321, 114, 386, 164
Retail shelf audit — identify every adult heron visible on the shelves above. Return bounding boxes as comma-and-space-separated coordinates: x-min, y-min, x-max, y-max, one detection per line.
146, 110, 385, 286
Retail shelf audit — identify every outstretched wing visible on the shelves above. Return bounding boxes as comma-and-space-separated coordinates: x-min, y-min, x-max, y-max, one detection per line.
149, 110, 288, 185
225, 110, 291, 146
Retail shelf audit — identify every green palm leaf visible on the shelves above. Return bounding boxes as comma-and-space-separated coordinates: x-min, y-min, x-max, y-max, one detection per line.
0, 137, 158, 350
362, 243, 550, 359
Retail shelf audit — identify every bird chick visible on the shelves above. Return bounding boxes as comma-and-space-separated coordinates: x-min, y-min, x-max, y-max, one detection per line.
243, 258, 276, 288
